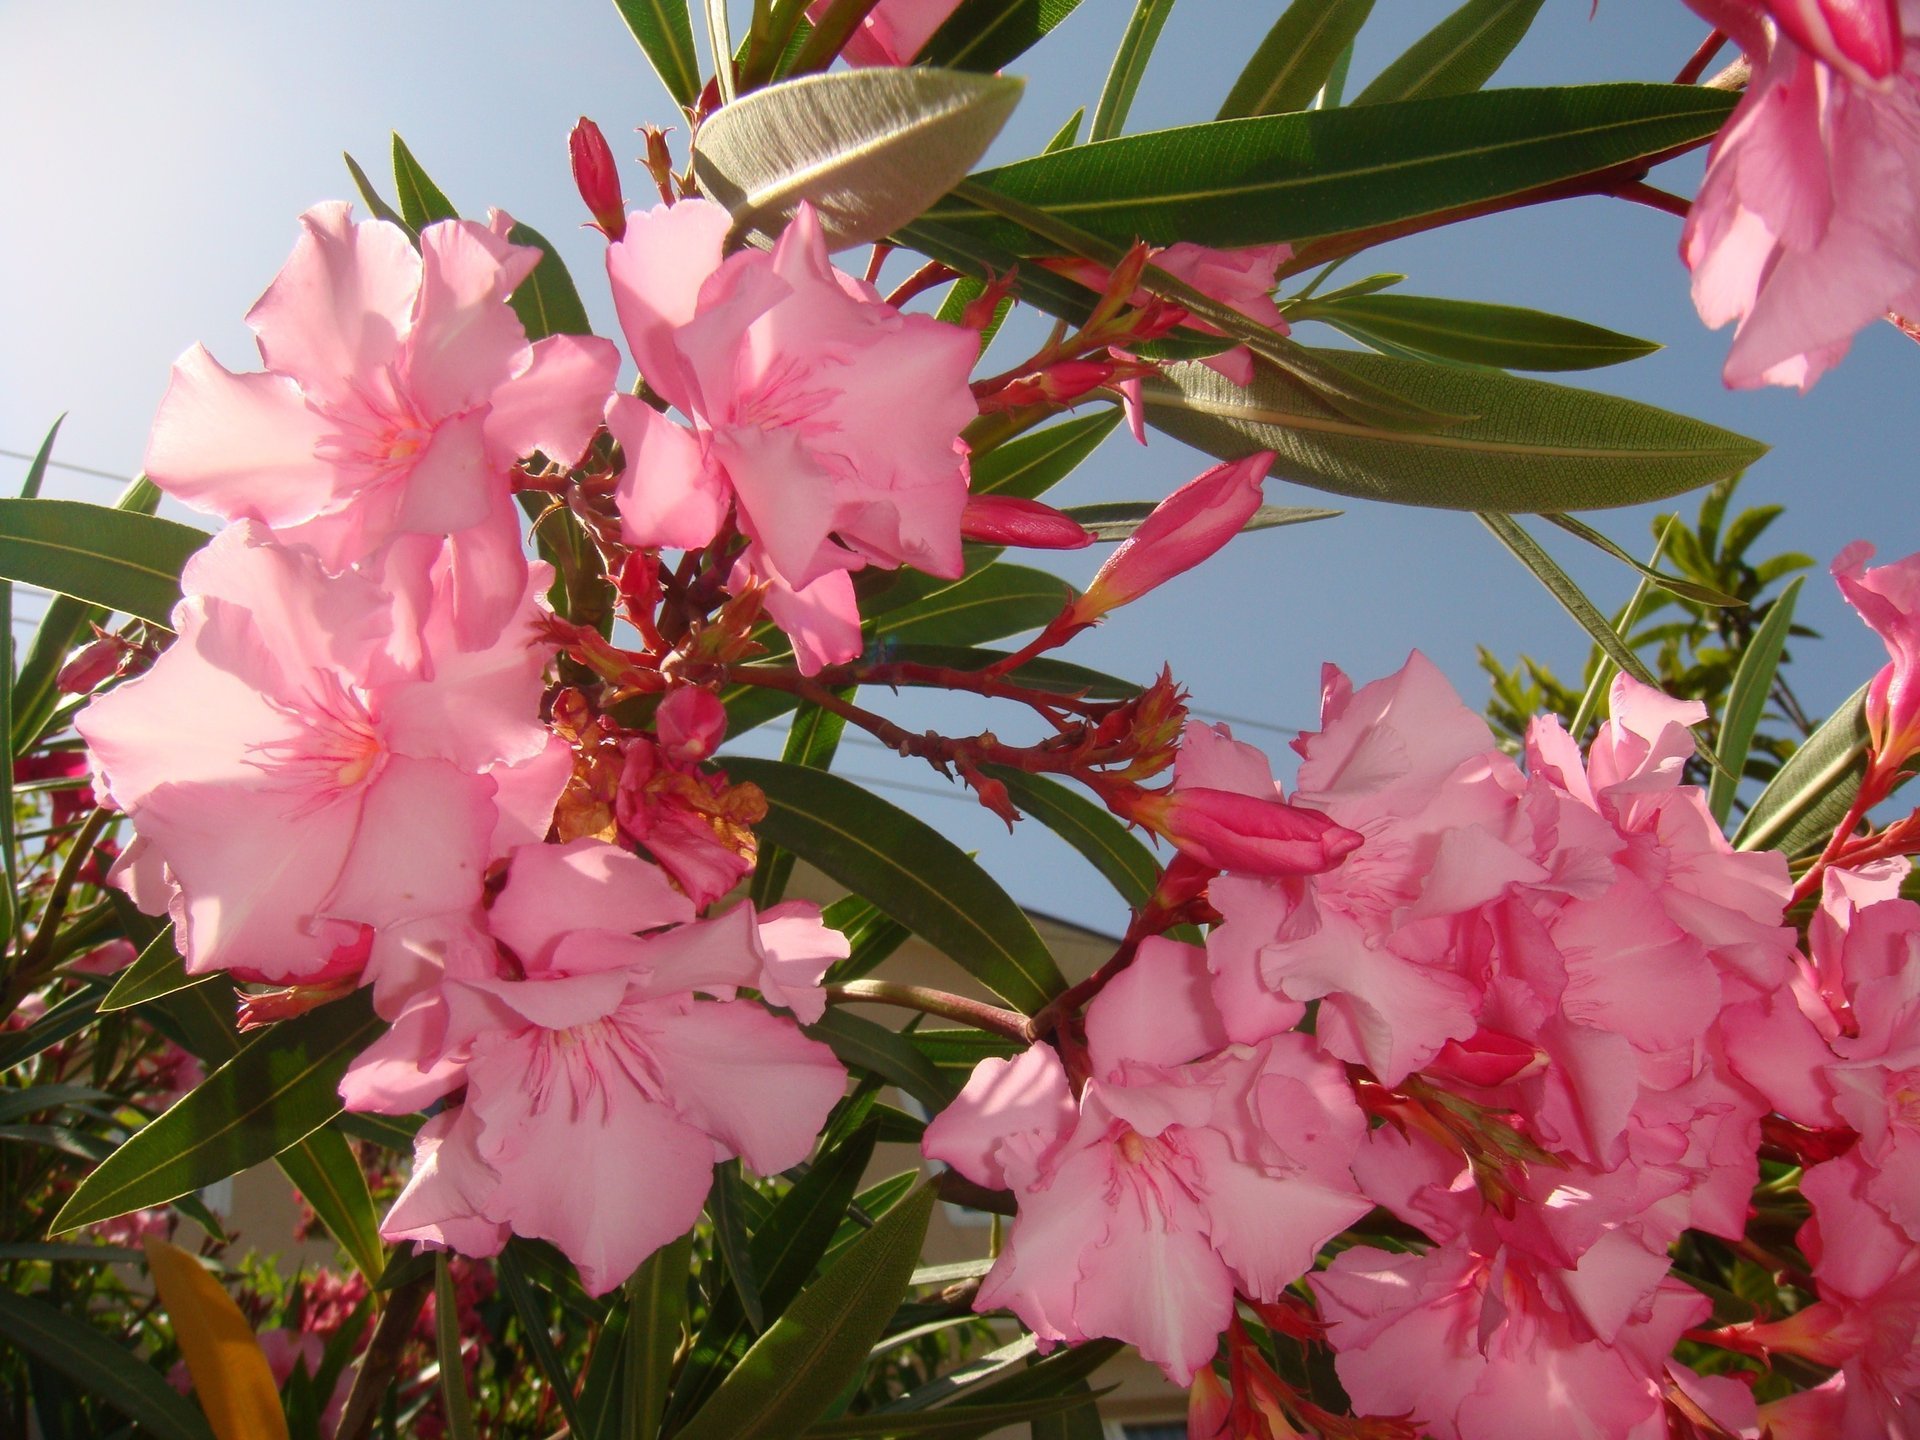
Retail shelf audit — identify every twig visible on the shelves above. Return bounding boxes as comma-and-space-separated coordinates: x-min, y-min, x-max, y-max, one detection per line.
333, 1266, 434, 1440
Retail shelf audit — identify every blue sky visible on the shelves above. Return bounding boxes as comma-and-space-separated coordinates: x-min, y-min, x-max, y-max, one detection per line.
2, 1, 1911, 934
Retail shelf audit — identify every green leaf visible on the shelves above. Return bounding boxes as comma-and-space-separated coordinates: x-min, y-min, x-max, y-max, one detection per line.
692, 67, 1024, 250
1218, 0, 1377, 119
52, 997, 381, 1232
0, 499, 207, 628
16, 414, 64, 500
342, 152, 411, 235
881, 1337, 1120, 1414
706, 0, 735, 103
1043, 108, 1083, 152
805, 1009, 954, 1112
753, 698, 850, 909
276, 1128, 384, 1284
804, 1392, 1111, 1438
1063, 501, 1339, 541
873, 564, 1070, 648
982, 768, 1158, 906
1734, 683, 1872, 857
0, 989, 101, 1072
823, 897, 915, 985
672, 1182, 936, 1440
621, 1233, 693, 1440
873, 646, 1139, 701
671, 1121, 880, 1423
99, 927, 211, 1013
496, 1247, 588, 1440
390, 133, 458, 231
1709, 577, 1802, 826
1477, 512, 1659, 690
1541, 512, 1744, 606
505, 222, 593, 341
613, 0, 703, 107
435, 1253, 480, 1440
0, 1242, 144, 1264
0, 1084, 115, 1125
0, 1290, 213, 1440
1353, 0, 1544, 104
921, 0, 1085, 71
924, 84, 1736, 252
1090, 0, 1177, 142
1139, 355, 1764, 512
1297, 293, 1660, 372
578, 1306, 631, 1440
724, 758, 1065, 1011
970, 411, 1120, 500
710, 1160, 768, 1332
907, 1027, 1022, 1085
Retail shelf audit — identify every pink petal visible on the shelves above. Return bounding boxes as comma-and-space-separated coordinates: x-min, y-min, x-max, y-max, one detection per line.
1085, 937, 1228, 1078
1193, 1130, 1368, 1300
606, 199, 733, 411
381, 1109, 510, 1259
607, 397, 730, 552
923, 1046, 1075, 1191
1072, 1193, 1236, 1386
319, 758, 493, 930
490, 839, 694, 970
485, 334, 619, 470
487, 737, 573, 858
751, 562, 864, 676
404, 218, 539, 419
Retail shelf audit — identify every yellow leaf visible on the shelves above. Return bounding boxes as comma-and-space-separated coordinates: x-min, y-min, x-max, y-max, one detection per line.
143, 1235, 290, 1440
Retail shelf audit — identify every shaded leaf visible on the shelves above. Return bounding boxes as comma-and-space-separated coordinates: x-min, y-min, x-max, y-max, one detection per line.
496, 1246, 589, 1440
0, 1289, 213, 1440
275, 1127, 384, 1284
99, 927, 212, 1013
1710, 577, 1802, 825
1298, 292, 1660, 372
807, 1009, 955, 1112
1353, 0, 1544, 104
1218, 0, 1377, 119
921, 0, 1085, 71
0, 500, 207, 628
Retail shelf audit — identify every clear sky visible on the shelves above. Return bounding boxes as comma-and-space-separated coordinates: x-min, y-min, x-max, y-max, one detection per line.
3, 1, 1911, 935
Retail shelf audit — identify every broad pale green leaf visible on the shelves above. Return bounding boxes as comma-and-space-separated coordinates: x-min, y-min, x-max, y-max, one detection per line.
1064, 500, 1339, 541
1139, 355, 1764, 512
505, 221, 593, 340
806, 1009, 955, 1112
983, 767, 1158, 906
1297, 292, 1660, 372
1353, 0, 1544, 104
0, 500, 207, 628
99, 927, 212, 1012
0, 1290, 214, 1440
921, 0, 1084, 71
693, 67, 1024, 250
923, 84, 1736, 252
275, 1127, 384, 1284
971, 411, 1120, 500
613, 0, 703, 107
1709, 576, 1802, 826
53, 997, 381, 1232
496, 1246, 589, 1440
1090, 0, 1178, 142
673, 1182, 936, 1440
1734, 683, 1872, 856
391, 133, 457, 230
1218, 0, 1377, 119
671, 1121, 880, 1423
724, 758, 1066, 1011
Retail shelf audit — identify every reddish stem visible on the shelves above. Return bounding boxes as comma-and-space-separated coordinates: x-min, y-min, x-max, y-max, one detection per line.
1675, 28, 1729, 85
825, 979, 1032, 1042
1613, 180, 1694, 219
883, 258, 956, 308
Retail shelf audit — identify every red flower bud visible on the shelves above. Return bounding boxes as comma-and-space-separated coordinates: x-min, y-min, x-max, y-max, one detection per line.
1110, 783, 1361, 879
570, 117, 626, 240
959, 494, 1092, 550
57, 635, 127, 694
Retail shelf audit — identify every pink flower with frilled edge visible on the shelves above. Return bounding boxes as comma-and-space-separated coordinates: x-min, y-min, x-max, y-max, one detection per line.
366, 840, 848, 1295
804, 0, 962, 65
1681, 0, 1920, 389
923, 939, 1369, 1384
1208, 653, 1536, 1083
605, 200, 978, 674
76, 522, 555, 982
146, 202, 617, 645
1835, 541, 1920, 777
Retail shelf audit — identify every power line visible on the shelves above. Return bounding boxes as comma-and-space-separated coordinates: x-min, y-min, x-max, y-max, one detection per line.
0, 448, 133, 485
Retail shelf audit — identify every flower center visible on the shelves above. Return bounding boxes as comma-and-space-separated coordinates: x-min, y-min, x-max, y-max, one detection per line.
248, 673, 386, 814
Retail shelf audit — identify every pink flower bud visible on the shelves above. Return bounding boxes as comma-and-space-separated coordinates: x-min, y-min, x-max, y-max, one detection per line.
1187, 1367, 1231, 1440
570, 117, 626, 240
1424, 1028, 1546, 1088
959, 495, 1092, 551
1764, 0, 1902, 84
57, 635, 125, 694
1112, 783, 1361, 879
656, 686, 727, 763
1071, 452, 1271, 624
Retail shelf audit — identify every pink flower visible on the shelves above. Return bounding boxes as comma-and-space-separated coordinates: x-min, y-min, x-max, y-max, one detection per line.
77, 523, 555, 981
804, 0, 962, 66
1068, 454, 1270, 626
923, 939, 1369, 1384
1681, 0, 1920, 388
606, 200, 978, 673
370, 841, 848, 1295
958, 494, 1092, 551
1835, 541, 1920, 777
146, 202, 617, 644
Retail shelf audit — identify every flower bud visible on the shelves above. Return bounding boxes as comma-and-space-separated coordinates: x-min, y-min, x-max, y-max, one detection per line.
1187, 1366, 1230, 1440
1109, 782, 1361, 878
655, 686, 727, 763
959, 494, 1092, 551
1070, 452, 1271, 625
57, 635, 126, 694
570, 117, 626, 239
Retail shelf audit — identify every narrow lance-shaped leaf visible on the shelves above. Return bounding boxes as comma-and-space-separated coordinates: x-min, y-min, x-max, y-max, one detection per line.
1064, 501, 1338, 542
1734, 683, 1874, 856
709, 1160, 768, 1332
496, 1246, 589, 1440
343, 151, 411, 234
722, 757, 1065, 1011
706, 0, 735, 103
145, 1235, 291, 1440
1542, 511, 1743, 605
805, 1008, 954, 1113
436, 1252, 481, 1440
1218, 0, 1378, 119
0, 500, 208, 628
982, 766, 1157, 905
0, 1290, 214, 1440
613, 0, 704, 108
752, 696, 850, 909
1710, 576, 1803, 826
621, 1233, 694, 1440
970, 411, 1120, 501
1089, 0, 1178, 142
692, 67, 1024, 250
390, 133, 458, 231
1141, 355, 1765, 513
921, 0, 1086, 72
505, 221, 594, 341
922, 83, 1736, 253
1295, 292, 1662, 373
1353, 0, 1546, 105
99, 927, 210, 1012
671, 1182, 937, 1440
53, 995, 382, 1232
1569, 518, 1674, 740
275, 1127, 385, 1285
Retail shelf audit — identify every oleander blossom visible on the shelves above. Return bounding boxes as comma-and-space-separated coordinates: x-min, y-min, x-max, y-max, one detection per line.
1834, 541, 1920, 776
76, 522, 557, 981
1681, 0, 1920, 388
146, 201, 617, 644
361, 840, 848, 1295
923, 939, 1369, 1383
605, 199, 978, 673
